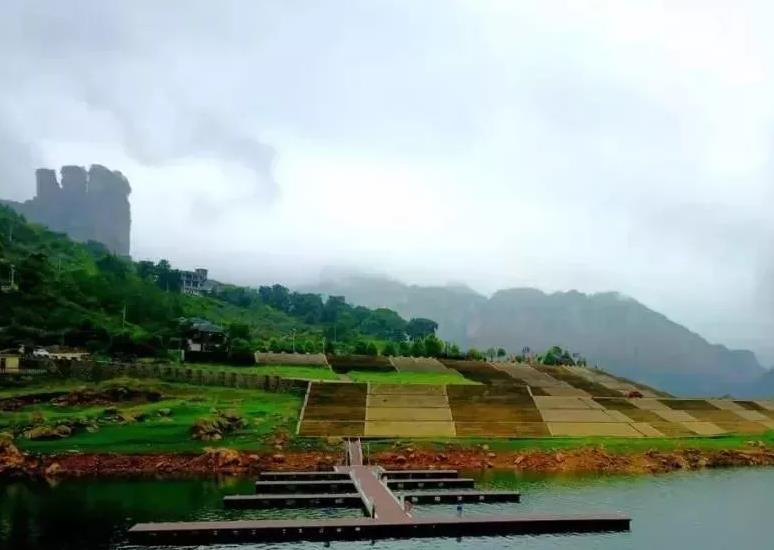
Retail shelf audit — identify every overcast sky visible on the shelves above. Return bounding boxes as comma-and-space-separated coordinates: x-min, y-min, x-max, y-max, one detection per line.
1, 1, 773, 364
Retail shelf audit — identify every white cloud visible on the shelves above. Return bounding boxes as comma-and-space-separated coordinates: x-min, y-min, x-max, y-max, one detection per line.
0, 0, 773, 363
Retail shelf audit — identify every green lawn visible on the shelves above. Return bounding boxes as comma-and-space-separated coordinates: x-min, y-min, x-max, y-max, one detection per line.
346, 370, 479, 385
1, 378, 304, 454
187, 363, 339, 381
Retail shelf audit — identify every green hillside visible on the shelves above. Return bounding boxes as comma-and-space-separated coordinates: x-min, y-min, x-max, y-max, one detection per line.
0, 206, 429, 356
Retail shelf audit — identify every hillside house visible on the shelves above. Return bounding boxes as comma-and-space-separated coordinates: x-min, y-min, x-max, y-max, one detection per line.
0, 352, 20, 373
183, 318, 226, 352
181, 268, 209, 295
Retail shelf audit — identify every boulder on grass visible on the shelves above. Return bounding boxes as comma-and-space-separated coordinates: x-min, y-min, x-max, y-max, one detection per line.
24, 425, 72, 440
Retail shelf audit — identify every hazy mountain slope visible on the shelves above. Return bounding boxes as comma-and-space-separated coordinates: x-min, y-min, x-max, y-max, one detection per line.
304, 275, 485, 347
306, 275, 766, 396
471, 288, 763, 396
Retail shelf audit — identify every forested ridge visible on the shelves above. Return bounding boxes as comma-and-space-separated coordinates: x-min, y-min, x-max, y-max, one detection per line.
0, 206, 441, 356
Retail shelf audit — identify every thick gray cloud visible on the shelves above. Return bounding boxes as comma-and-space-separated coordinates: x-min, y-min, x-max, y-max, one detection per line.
0, 1, 773, 364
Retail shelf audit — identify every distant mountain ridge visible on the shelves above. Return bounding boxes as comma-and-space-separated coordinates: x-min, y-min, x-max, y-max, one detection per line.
304, 274, 769, 397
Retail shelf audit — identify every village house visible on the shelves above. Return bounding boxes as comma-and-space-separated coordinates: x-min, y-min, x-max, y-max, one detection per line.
0, 350, 20, 373
180, 268, 209, 295
182, 318, 226, 352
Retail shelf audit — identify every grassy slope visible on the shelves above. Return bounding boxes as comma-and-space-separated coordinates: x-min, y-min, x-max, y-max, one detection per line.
3, 378, 303, 454
346, 370, 480, 385
188, 363, 339, 381
181, 295, 320, 341
4, 377, 772, 455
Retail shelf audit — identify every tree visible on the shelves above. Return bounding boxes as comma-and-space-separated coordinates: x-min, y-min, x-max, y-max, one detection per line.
410, 338, 426, 357
290, 292, 324, 323
406, 318, 438, 341
449, 343, 461, 358
382, 341, 398, 356
466, 347, 483, 360
17, 252, 50, 292
268, 338, 282, 352
96, 254, 130, 279
497, 347, 506, 359
359, 308, 407, 341
353, 340, 370, 355
398, 340, 411, 356
228, 323, 250, 341
136, 260, 156, 280
324, 339, 336, 354
155, 259, 181, 292
229, 337, 252, 354
258, 284, 292, 313
424, 335, 444, 357
365, 341, 379, 356
537, 345, 575, 366
486, 347, 496, 361
320, 295, 348, 328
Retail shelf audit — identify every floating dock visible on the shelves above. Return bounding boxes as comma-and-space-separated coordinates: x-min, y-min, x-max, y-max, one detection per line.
129, 438, 630, 545
254, 480, 356, 494
382, 469, 459, 479
224, 493, 365, 510
257, 471, 351, 481
385, 477, 476, 490
400, 490, 521, 504
128, 513, 631, 544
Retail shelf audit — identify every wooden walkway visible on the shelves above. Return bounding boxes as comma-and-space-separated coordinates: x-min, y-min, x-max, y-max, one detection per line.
350, 465, 409, 521
129, 439, 631, 545
345, 437, 364, 466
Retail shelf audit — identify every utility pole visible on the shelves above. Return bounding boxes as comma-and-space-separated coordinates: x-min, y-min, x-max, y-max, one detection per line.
10, 264, 15, 289
122, 304, 127, 327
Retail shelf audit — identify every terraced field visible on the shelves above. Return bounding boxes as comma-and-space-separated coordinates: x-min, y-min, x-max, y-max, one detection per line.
439, 359, 515, 385
297, 382, 367, 437
364, 384, 455, 437
255, 352, 329, 366
389, 356, 449, 373
296, 360, 774, 438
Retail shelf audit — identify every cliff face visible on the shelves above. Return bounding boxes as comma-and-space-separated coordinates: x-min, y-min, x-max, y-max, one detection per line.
2, 165, 131, 255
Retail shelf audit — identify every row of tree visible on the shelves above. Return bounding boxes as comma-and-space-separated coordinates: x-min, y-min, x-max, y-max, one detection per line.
216, 283, 440, 345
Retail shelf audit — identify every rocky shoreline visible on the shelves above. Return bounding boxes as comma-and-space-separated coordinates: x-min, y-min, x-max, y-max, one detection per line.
2, 438, 773, 478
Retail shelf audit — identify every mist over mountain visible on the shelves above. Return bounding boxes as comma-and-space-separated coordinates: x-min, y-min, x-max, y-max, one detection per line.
305, 274, 769, 397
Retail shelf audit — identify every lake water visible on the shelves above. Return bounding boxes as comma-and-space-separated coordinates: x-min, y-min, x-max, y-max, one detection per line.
1, 467, 772, 549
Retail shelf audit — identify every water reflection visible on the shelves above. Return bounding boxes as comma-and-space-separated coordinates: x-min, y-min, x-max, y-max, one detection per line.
1, 468, 772, 550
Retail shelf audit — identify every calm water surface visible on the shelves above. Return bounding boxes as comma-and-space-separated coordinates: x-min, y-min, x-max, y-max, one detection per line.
1, 467, 772, 550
